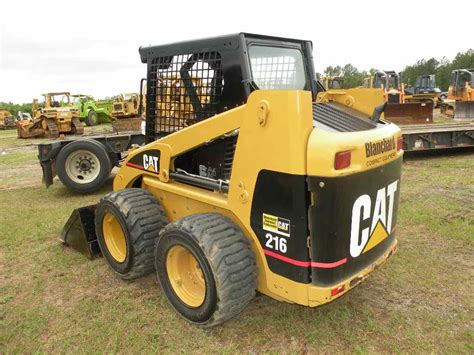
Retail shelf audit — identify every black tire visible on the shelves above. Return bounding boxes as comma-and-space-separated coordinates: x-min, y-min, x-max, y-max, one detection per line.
56, 139, 112, 193
155, 213, 257, 327
85, 110, 98, 126
95, 188, 168, 280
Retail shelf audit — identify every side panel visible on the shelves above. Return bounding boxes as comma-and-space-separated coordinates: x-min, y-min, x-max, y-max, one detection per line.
250, 170, 310, 283
308, 157, 402, 286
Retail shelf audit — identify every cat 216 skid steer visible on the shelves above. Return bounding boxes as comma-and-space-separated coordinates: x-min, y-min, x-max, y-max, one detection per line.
62, 33, 403, 327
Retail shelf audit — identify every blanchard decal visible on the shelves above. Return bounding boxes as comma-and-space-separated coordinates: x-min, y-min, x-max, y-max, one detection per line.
365, 137, 396, 158
263, 213, 290, 237
350, 180, 398, 258
125, 149, 161, 174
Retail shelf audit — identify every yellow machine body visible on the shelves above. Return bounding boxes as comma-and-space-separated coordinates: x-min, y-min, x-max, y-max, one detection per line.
113, 90, 402, 306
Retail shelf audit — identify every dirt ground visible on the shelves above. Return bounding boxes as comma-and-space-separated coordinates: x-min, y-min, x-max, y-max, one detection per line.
0, 121, 473, 353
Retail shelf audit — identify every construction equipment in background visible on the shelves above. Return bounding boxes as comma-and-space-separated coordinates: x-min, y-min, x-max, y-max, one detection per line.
318, 78, 474, 152
72, 95, 114, 126
17, 111, 32, 121
16, 93, 83, 138
0, 110, 16, 129
404, 75, 442, 107
361, 70, 433, 125
319, 76, 344, 90
111, 93, 140, 118
57, 33, 405, 327
110, 78, 146, 132
440, 69, 474, 119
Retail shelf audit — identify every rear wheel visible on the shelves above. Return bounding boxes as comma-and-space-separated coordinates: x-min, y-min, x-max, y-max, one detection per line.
56, 139, 112, 193
85, 110, 98, 126
96, 188, 168, 280
155, 213, 257, 327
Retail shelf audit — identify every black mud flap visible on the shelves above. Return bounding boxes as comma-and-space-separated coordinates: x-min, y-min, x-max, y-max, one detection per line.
61, 205, 101, 259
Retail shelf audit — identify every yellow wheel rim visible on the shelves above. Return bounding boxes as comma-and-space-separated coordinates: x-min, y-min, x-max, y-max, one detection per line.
166, 245, 206, 307
102, 212, 127, 263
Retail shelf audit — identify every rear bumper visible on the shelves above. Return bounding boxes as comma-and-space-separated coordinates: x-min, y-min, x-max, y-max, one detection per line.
306, 239, 398, 306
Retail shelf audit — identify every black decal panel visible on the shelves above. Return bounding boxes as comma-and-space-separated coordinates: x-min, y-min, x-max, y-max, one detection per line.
308, 157, 402, 286
126, 149, 161, 174
250, 170, 310, 284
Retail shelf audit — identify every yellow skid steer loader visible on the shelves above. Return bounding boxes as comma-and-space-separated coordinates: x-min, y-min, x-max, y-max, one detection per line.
61, 33, 403, 327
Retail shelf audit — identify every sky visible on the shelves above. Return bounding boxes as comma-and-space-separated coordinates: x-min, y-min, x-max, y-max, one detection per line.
1, 0, 473, 103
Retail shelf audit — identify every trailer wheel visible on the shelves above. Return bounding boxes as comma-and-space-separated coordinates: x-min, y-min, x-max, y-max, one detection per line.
95, 188, 168, 279
56, 139, 112, 193
155, 213, 257, 327
85, 110, 98, 126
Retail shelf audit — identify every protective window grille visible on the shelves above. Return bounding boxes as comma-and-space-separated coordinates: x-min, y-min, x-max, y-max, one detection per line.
248, 46, 305, 90
149, 52, 223, 134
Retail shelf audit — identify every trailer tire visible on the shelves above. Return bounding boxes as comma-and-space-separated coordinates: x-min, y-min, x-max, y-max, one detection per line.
155, 213, 257, 327
85, 110, 98, 126
96, 188, 168, 280
56, 139, 112, 193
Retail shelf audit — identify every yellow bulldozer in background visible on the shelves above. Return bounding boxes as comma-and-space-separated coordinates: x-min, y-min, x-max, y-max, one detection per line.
16, 92, 83, 138
347, 71, 432, 124
110, 79, 147, 132
319, 76, 344, 90
440, 69, 474, 119
316, 71, 433, 124
0, 110, 16, 130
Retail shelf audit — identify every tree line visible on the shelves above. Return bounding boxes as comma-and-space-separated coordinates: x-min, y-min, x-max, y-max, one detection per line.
0, 102, 33, 117
1, 49, 473, 114
317, 49, 474, 91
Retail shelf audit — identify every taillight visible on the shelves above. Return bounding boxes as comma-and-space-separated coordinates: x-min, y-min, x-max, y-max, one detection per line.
397, 136, 403, 151
334, 151, 351, 170
331, 285, 345, 297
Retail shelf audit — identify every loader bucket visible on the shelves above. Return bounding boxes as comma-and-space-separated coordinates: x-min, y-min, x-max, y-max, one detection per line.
454, 102, 474, 120
112, 118, 143, 132
384, 102, 433, 125
61, 205, 101, 259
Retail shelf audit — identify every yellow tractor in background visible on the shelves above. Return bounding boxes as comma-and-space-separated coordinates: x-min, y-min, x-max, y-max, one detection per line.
61, 33, 403, 327
0, 110, 16, 130
440, 69, 474, 119
16, 92, 83, 138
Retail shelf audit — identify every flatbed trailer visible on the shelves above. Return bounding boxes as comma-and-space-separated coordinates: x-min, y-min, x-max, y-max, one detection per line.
38, 133, 147, 193
401, 122, 474, 151
37, 122, 474, 193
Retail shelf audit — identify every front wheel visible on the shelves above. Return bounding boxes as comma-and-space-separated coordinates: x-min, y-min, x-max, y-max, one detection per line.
85, 110, 98, 126
95, 188, 168, 279
155, 213, 257, 327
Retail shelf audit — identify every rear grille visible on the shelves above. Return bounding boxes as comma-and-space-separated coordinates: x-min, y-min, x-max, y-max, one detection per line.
312, 103, 377, 132
388, 94, 400, 104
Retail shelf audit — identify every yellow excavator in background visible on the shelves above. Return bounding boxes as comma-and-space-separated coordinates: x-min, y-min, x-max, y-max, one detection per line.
440, 69, 474, 119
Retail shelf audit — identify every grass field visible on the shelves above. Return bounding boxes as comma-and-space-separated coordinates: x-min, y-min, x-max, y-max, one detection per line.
1, 124, 473, 353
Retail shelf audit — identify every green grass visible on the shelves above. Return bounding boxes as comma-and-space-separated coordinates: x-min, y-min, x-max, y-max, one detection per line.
0, 131, 473, 353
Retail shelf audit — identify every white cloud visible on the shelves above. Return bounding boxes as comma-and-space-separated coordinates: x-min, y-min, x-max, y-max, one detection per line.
1, 0, 473, 102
